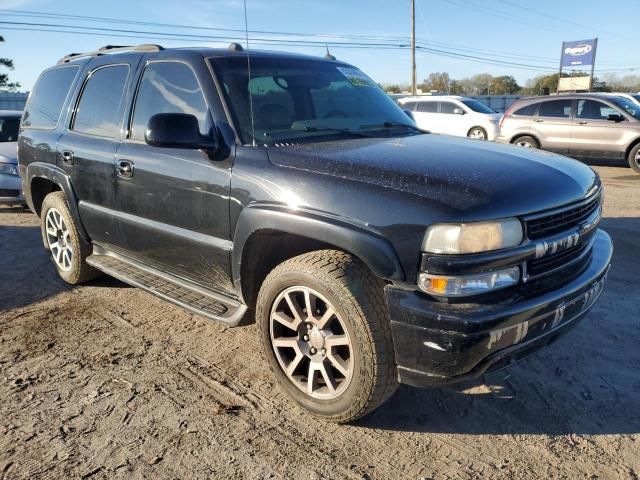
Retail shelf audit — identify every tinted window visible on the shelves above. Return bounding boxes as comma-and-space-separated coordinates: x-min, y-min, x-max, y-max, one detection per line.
440, 102, 458, 114
401, 101, 417, 111
0, 116, 20, 142
211, 57, 414, 144
633, 95, 640, 103
22, 66, 78, 129
72, 65, 129, 138
538, 100, 572, 118
417, 102, 437, 113
461, 99, 496, 114
513, 104, 537, 116
131, 62, 209, 141
577, 100, 619, 120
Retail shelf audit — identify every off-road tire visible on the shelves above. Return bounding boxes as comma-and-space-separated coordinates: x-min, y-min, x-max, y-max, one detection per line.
628, 143, 640, 174
40, 191, 101, 284
256, 249, 399, 423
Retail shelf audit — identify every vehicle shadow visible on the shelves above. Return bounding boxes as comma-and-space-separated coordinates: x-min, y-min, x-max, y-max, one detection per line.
359, 216, 640, 435
0, 224, 130, 312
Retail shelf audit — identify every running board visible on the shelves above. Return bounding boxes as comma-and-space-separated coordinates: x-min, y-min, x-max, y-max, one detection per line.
87, 246, 247, 327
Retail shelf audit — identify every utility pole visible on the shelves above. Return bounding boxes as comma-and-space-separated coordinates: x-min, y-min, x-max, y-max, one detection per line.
411, 0, 416, 95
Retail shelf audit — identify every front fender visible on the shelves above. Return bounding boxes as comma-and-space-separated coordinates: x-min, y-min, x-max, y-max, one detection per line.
231, 205, 406, 295
25, 162, 90, 242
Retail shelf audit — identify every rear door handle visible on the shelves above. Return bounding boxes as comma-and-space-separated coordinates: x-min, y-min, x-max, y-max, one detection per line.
116, 159, 134, 178
577, 120, 588, 125
533, 119, 544, 123
61, 150, 74, 165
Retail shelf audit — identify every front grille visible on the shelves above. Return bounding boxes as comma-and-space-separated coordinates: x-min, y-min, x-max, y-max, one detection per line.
526, 193, 600, 240
0, 189, 20, 197
527, 241, 590, 278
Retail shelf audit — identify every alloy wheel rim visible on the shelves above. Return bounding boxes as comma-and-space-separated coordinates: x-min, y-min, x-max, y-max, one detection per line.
517, 140, 533, 148
45, 207, 73, 272
635, 150, 640, 168
269, 286, 353, 400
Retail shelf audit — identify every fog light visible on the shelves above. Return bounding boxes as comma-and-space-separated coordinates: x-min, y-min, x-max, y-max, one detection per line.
418, 266, 520, 297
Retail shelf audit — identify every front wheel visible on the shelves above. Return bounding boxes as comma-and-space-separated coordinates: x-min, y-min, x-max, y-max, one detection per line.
628, 143, 640, 174
256, 250, 398, 423
467, 126, 487, 140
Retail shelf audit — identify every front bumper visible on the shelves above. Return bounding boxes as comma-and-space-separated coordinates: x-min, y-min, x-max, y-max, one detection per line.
0, 173, 24, 205
386, 229, 612, 387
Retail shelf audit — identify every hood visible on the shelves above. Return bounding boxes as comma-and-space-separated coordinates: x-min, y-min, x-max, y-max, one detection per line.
0, 142, 18, 163
266, 134, 599, 220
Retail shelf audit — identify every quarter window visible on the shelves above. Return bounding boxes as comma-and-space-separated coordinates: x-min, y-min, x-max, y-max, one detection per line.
538, 100, 572, 118
131, 62, 209, 142
72, 65, 129, 138
22, 66, 79, 129
513, 104, 537, 116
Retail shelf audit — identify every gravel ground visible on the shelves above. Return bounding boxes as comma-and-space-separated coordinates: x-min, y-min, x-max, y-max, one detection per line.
1, 165, 639, 480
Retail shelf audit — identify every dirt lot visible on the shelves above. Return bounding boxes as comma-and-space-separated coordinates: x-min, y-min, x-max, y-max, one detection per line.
1, 165, 639, 480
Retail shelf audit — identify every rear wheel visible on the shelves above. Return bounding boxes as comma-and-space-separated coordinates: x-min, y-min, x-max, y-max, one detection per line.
628, 143, 640, 174
513, 135, 539, 149
40, 191, 100, 284
467, 126, 487, 140
256, 250, 398, 423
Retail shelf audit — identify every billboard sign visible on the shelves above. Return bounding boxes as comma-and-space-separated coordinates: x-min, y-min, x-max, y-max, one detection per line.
561, 39, 597, 67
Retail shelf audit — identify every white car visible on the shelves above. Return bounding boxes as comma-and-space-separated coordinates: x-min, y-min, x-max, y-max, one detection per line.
398, 96, 501, 140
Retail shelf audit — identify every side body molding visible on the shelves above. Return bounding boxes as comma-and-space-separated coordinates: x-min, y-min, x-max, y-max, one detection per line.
25, 162, 90, 242
231, 205, 406, 297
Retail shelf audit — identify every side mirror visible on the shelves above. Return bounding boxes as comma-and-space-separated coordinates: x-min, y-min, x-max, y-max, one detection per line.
607, 113, 625, 123
144, 113, 218, 150
453, 107, 465, 115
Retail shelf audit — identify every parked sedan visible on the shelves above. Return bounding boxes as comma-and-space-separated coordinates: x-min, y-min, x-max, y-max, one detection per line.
497, 94, 640, 173
398, 95, 501, 140
0, 110, 24, 206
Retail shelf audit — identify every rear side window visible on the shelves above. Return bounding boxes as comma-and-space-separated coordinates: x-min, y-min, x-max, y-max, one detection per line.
538, 100, 572, 118
513, 103, 537, 116
417, 102, 437, 113
401, 101, 417, 111
439, 102, 458, 114
130, 62, 209, 142
22, 66, 79, 129
0, 116, 20, 142
72, 64, 129, 138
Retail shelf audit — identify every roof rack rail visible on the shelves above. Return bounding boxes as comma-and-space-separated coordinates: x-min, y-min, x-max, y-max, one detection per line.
57, 44, 164, 64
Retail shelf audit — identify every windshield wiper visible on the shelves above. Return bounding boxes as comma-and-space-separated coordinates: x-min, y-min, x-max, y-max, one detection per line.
378, 121, 426, 133
300, 125, 376, 138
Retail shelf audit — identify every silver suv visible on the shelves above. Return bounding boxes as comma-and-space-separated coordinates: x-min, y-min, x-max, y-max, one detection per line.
496, 94, 640, 174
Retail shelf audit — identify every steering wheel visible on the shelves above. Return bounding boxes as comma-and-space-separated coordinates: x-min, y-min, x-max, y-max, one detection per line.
324, 110, 348, 118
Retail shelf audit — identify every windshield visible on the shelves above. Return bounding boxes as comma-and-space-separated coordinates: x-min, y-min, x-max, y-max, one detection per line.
0, 116, 20, 142
210, 56, 418, 144
609, 97, 640, 120
461, 99, 496, 114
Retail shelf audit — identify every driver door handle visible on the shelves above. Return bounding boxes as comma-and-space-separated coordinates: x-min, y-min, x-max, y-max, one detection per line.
533, 118, 544, 123
116, 159, 134, 178
577, 120, 588, 125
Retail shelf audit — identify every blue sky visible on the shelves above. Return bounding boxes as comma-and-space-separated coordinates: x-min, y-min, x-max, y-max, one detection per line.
2, 0, 639, 91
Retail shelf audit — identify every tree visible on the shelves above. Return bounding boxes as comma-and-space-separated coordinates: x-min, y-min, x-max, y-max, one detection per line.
0, 35, 21, 92
382, 84, 402, 94
490, 75, 520, 95
418, 72, 451, 93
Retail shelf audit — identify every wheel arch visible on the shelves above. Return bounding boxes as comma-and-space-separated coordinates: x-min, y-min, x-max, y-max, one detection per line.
26, 162, 90, 242
624, 136, 640, 160
232, 206, 405, 309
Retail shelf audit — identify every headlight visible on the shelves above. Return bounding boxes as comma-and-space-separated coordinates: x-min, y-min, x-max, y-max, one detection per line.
423, 218, 523, 254
418, 266, 520, 297
0, 163, 18, 176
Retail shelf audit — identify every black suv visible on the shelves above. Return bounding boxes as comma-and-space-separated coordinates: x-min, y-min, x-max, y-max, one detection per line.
18, 44, 612, 422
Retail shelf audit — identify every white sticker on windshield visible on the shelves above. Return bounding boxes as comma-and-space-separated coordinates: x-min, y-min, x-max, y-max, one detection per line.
336, 67, 377, 87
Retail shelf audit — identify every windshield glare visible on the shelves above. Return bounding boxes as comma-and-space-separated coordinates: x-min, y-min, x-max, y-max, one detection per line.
461, 99, 497, 114
610, 97, 640, 120
0, 116, 20, 143
210, 57, 417, 144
